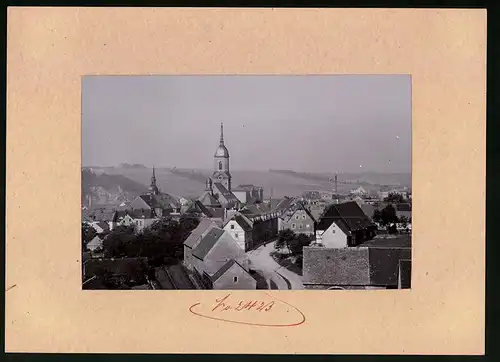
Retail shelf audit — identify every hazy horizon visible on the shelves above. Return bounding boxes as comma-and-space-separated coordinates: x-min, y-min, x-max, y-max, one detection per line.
82, 75, 411, 174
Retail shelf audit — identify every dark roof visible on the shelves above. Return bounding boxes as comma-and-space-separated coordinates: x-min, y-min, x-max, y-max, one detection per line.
139, 193, 179, 209
183, 219, 217, 248
369, 247, 411, 287
234, 214, 253, 232
198, 192, 221, 207
359, 234, 412, 248
398, 259, 412, 288
209, 259, 237, 282
396, 203, 412, 212
191, 227, 225, 260
316, 201, 375, 232
113, 209, 156, 221
274, 197, 295, 212
88, 209, 116, 222
205, 207, 224, 219
212, 183, 239, 202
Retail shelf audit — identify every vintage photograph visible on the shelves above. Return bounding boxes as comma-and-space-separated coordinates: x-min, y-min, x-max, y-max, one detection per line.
82, 75, 412, 290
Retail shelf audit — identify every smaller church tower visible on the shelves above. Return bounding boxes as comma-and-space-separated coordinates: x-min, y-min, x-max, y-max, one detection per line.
148, 166, 160, 195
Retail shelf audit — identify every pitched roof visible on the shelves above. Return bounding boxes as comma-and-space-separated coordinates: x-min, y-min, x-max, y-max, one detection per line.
209, 259, 245, 282
183, 219, 218, 248
316, 201, 375, 232
197, 192, 221, 207
303, 247, 371, 286
87, 235, 103, 248
88, 208, 116, 222
113, 209, 156, 221
274, 197, 295, 212
94, 221, 110, 231
234, 214, 253, 232
369, 247, 411, 287
139, 193, 179, 209
191, 227, 225, 260
212, 183, 239, 203
359, 234, 412, 248
303, 243, 411, 288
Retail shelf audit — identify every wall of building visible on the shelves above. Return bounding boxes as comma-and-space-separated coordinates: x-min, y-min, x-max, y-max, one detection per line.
223, 220, 246, 250
212, 265, 257, 290
281, 209, 315, 235
316, 222, 348, 248
249, 217, 278, 250
232, 190, 248, 204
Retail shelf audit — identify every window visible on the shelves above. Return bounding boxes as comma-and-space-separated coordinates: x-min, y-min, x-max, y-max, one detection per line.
332, 228, 336, 233
291, 223, 296, 229
219, 161, 222, 170
233, 276, 238, 283
231, 224, 234, 229
306, 224, 310, 228
299, 224, 303, 229
235, 233, 239, 239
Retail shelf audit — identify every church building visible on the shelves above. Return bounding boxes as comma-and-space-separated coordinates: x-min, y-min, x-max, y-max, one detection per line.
198, 122, 239, 209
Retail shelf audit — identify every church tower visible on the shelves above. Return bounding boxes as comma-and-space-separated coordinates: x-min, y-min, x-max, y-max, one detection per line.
148, 166, 160, 195
211, 122, 231, 191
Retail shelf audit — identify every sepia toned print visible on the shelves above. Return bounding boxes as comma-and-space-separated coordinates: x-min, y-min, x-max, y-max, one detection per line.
82, 75, 412, 291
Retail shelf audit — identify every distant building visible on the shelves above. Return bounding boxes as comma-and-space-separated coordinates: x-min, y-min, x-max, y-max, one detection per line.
302, 234, 411, 290
129, 167, 181, 217
232, 184, 264, 205
350, 186, 368, 196
91, 221, 110, 234
314, 201, 377, 248
112, 209, 157, 232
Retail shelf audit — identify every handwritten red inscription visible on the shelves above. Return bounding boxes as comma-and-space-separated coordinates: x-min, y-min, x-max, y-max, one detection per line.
189, 292, 306, 327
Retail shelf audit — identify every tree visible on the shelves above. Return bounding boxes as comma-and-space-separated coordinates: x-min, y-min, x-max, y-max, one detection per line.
384, 192, 405, 204
372, 209, 382, 224
380, 204, 399, 227
277, 229, 295, 252
274, 238, 285, 251
399, 215, 408, 228
103, 225, 136, 258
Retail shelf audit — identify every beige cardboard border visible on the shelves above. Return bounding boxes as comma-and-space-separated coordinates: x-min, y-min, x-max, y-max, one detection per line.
6, 7, 486, 354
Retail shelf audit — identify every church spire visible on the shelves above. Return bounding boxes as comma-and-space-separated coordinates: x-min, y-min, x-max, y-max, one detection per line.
148, 165, 159, 195
220, 121, 224, 145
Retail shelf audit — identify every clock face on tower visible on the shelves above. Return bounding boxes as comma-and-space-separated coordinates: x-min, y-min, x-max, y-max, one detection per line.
218, 175, 223, 180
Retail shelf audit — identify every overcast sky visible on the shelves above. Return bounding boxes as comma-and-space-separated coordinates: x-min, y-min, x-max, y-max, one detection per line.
82, 75, 411, 173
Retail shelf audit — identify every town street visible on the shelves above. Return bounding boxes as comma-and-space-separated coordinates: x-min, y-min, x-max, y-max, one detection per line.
247, 241, 304, 290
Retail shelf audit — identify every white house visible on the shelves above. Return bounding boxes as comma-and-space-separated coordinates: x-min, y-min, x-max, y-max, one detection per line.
87, 235, 103, 252
223, 214, 252, 251
315, 220, 351, 248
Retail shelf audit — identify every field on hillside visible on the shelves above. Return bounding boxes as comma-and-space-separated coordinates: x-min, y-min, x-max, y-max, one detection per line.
91, 167, 411, 199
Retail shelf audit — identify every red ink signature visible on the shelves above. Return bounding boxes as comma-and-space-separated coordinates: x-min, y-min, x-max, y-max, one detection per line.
189, 292, 306, 327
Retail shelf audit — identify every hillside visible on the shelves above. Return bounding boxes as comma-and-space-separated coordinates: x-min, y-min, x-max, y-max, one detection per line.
88, 166, 411, 200
82, 169, 148, 207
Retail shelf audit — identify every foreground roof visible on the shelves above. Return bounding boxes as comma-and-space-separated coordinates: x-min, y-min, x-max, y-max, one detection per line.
303, 244, 411, 288
191, 227, 225, 260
